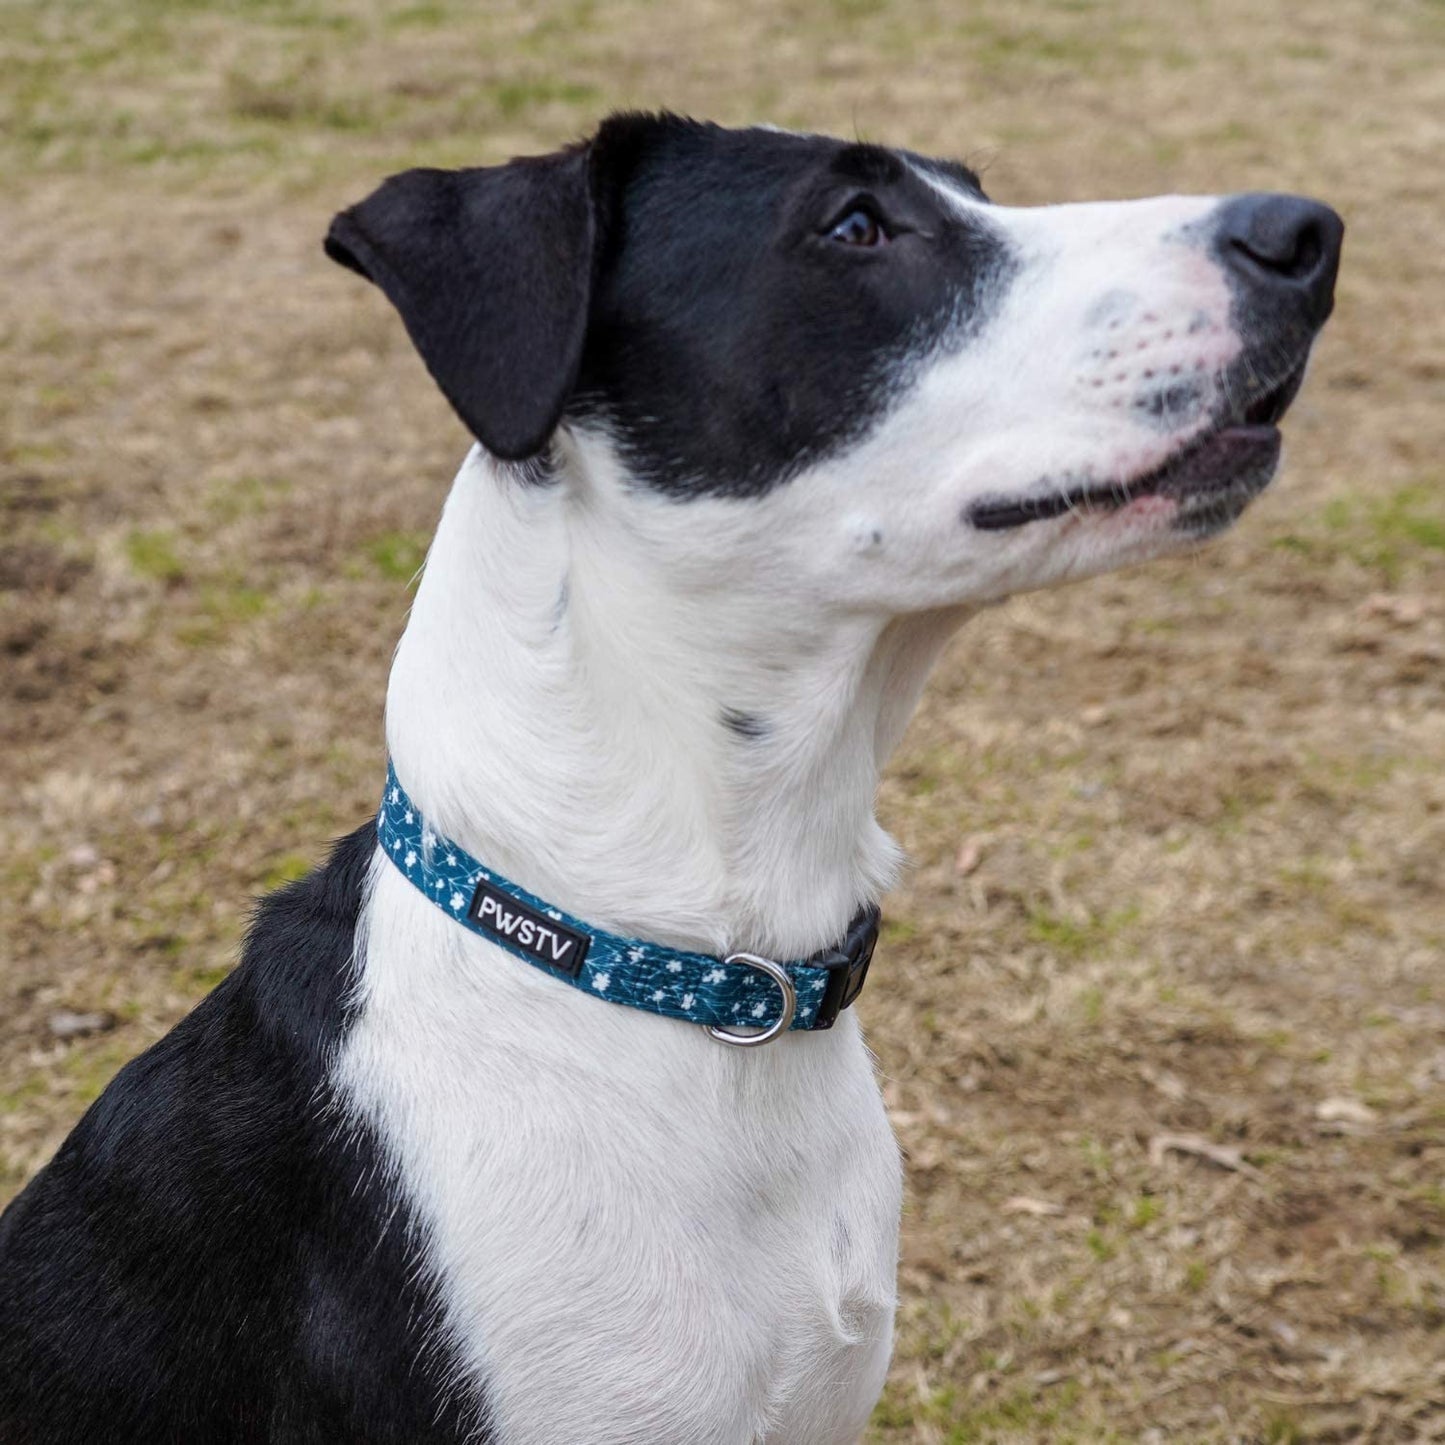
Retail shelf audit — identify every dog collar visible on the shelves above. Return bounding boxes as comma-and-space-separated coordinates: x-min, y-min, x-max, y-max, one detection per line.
377, 764, 878, 1045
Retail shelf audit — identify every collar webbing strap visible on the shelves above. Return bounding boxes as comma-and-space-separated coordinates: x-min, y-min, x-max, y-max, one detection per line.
377, 764, 877, 1034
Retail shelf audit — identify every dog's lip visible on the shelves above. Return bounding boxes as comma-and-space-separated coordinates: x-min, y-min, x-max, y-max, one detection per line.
967, 423, 1283, 532
968, 360, 1309, 534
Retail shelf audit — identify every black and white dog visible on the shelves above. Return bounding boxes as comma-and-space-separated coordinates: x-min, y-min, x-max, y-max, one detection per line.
0, 113, 1340, 1443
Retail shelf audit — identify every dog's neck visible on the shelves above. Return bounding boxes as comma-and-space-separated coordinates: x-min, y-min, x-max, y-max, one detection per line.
385, 440, 966, 961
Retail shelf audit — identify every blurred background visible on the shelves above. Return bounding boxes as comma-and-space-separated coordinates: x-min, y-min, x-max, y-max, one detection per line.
2, 1, 1442, 1438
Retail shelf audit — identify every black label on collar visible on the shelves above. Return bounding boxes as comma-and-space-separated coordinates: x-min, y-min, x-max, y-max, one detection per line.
468, 881, 590, 978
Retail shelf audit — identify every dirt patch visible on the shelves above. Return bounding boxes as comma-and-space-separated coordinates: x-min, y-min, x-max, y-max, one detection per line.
2, 0, 1443, 1439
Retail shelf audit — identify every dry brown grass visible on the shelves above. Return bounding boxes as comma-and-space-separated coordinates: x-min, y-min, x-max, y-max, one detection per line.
3, 1, 1443, 1439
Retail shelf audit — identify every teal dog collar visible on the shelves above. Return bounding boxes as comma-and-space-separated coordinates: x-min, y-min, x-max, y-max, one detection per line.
378, 764, 878, 1043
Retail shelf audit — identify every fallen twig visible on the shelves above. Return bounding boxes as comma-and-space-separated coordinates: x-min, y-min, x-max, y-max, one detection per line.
1148, 1132, 1263, 1180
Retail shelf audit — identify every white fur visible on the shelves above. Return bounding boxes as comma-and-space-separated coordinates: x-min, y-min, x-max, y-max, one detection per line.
336, 186, 1243, 1442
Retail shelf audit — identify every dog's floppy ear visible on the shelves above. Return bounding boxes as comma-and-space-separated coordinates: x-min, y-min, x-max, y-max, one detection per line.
324, 147, 594, 460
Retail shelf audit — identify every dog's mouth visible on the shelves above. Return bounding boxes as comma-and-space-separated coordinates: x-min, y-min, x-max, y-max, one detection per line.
968, 362, 1306, 535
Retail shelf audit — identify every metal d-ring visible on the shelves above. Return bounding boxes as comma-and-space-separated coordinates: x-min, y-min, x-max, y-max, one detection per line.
706, 952, 797, 1048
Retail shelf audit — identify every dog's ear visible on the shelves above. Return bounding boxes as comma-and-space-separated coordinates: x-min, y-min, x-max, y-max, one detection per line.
324, 148, 594, 460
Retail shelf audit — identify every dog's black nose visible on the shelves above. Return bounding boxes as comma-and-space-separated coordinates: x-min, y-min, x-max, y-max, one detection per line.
1216, 193, 1344, 326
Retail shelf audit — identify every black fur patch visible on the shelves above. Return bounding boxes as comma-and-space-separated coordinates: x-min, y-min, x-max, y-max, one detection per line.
572, 115, 1017, 498
0, 825, 490, 1444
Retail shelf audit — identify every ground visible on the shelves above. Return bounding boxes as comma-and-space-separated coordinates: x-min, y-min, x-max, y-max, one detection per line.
2, 0, 1443, 1439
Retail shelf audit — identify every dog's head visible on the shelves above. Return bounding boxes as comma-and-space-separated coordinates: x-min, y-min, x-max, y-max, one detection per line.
327, 113, 1341, 612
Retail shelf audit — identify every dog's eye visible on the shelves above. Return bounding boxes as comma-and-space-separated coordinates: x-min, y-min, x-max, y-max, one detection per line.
828, 207, 888, 247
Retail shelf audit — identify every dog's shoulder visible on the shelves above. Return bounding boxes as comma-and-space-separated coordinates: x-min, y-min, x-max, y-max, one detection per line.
0, 822, 491, 1444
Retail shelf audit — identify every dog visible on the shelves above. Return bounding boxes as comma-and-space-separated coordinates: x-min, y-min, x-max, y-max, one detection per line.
0, 112, 1340, 1444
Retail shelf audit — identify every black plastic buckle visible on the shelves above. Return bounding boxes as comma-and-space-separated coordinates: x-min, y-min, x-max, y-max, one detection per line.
809, 904, 881, 1031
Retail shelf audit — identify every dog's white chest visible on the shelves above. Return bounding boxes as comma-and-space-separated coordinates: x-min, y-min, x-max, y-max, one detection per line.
341, 869, 902, 1445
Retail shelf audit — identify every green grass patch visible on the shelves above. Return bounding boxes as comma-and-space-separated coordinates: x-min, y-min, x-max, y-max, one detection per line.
0, 1076, 49, 1116
517, 0, 601, 53
1325, 483, 1445, 553
384, 3, 453, 27
1278, 480, 1445, 580
175, 580, 273, 644
205, 473, 292, 524
125, 528, 186, 585
488, 78, 599, 120
363, 529, 429, 585
61, 1041, 134, 1107
1130, 1193, 1162, 1229
872, 1377, 1096, 1442
174, 962, 233, 995
1026, 904, 1139, 959
205, 583, 270, 622
1263, 1409, 1304, 1444
944, 9, 1145, 76
1078, 1136, 1112, 1182
258, 850, 315, 891
881, 917, 918, 946
226, 64, 381, 131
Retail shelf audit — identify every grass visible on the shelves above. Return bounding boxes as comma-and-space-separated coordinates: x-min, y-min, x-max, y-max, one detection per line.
361, 529, 429, 584
1024, 905, 1139, 960
875, 1359, 1110, 1443
4, 0, 1445, 1439
1276, 479, 1445, 580
60, 1041, 136, 1107
257, 850, 316, 890
225, 65, 384, 131
124, 529, 186, 585
489, 77, 600, 119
